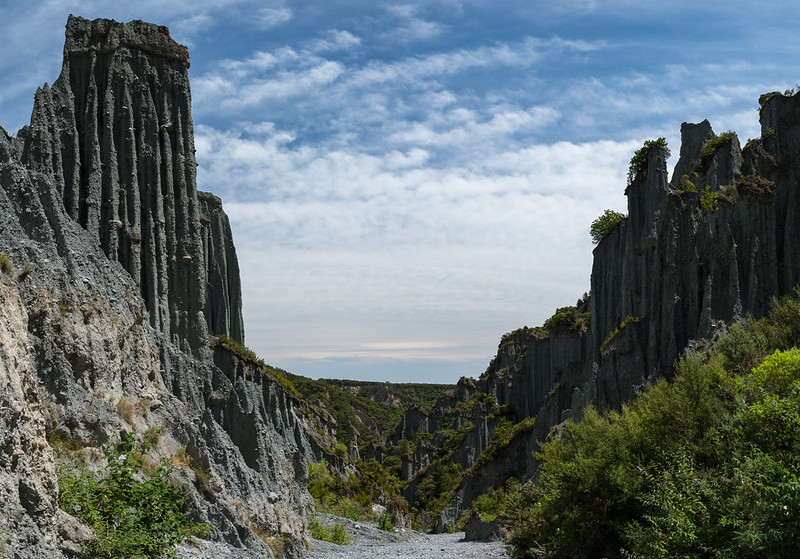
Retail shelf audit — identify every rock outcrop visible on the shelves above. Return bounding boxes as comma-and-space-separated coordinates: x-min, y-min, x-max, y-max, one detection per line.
20, 15, 212, 355
0, 16, 333, 558
402, 91, 800, 531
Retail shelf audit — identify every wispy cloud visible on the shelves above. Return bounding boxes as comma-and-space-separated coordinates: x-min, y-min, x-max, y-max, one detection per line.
5, 0, 800, 382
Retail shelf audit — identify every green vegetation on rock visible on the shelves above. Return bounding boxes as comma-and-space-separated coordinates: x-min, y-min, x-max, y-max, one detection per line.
590, 209, 626, 244
287, 375, 450, 448
505, 290, 800, 558
309, 516, 350, 545
307, 460, 406, 524
57, 432, 210, 559
700, 184, 720, 213
628, 138, 670, 185
698, 130, 736, 168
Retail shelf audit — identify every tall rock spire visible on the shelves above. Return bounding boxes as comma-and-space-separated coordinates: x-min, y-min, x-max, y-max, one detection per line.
20, 15, 243, 351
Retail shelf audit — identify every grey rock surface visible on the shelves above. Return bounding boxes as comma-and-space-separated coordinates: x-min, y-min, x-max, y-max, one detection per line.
400, 91, 800, 530
308, 515, 508, 559
0, 16, 336, 559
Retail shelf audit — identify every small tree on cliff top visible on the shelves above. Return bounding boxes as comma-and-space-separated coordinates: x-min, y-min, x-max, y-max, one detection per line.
628, 137, 670, 185
590, 209, 626, 244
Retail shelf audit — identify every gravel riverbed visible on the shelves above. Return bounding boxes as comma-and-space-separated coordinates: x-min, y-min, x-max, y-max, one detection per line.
174, 514, 510, 559
308, 515, 510, 559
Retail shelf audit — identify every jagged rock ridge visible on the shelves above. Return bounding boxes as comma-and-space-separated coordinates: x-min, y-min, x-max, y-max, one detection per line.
19, 15, 239, 353
0, 16, 333, 558
394, 91, 800, 534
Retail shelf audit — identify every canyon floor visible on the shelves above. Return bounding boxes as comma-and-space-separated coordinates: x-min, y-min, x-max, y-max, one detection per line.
174, 514, 510, 559
308, 515, 510, 559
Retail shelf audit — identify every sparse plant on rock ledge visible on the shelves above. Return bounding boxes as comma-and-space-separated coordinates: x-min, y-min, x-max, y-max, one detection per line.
698, 130, 736, 168
628, 137, 670, 185
700, 185, 720, 213
0, 252, 12, 275
590, 209, 626, 244
213, 334, 301, 397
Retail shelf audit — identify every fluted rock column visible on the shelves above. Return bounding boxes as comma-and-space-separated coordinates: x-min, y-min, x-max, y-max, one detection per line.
21, 16, 218, 354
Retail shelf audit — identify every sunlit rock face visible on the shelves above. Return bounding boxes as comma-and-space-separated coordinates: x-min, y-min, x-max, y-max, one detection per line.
0, 16, 331, 558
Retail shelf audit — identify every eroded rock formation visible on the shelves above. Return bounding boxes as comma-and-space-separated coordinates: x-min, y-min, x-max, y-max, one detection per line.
0, 16, 332, 558
401, 91, 800, 533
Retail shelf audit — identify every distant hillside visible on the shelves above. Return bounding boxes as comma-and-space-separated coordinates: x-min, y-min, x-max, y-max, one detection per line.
285, 374, 453, 449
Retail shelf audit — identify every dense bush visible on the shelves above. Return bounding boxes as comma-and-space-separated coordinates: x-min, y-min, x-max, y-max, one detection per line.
307, 459, 405, 523
57, 432, 209, 559
628, 138, 670, 185
308, 516, 350, 544
590, 209, 626, 244
506, 291, 800, 558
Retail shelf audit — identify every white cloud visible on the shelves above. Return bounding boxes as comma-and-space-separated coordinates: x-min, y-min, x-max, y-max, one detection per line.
254, 6, 292, 29
196, 117, 633, 371
309, 30, 362, 53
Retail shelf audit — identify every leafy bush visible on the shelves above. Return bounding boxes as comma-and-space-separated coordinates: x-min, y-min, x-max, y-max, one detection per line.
675, 174, 697, 194
505, 291, 800, 558
698, 130, 736, 167
542, 305, 591, 333
699, 185, 719, 213
307, 460, 404, 523
377, 512, 394, 532
590, 209, 626, 244
309, 517, 350, 545
473, 478, 521, 522
57, 433, 209, 559
628, 138, 670, 185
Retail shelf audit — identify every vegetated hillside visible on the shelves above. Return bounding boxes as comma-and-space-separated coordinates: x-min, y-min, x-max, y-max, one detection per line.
284, 375, 452, 449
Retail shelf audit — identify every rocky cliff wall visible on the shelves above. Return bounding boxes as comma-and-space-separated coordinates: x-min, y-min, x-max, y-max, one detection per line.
200, 192, 245, 342
18, 15, 232, 355
413, 91, 800, 532
0, 16, 325, 558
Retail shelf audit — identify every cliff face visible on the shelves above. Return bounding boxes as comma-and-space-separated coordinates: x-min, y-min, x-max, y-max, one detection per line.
0, 16, 326, 558
589, 94, 796, 412
401, 91, 800, 532
18, 15, 233, 354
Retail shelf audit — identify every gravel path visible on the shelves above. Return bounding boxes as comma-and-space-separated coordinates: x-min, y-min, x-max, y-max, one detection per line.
174, 514, 510, 559
308, 515, 510, 559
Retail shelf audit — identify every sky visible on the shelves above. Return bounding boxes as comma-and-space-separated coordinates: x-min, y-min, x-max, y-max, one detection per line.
1, 1, 799, 384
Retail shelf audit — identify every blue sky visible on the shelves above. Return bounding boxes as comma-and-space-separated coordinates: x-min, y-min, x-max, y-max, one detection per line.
2, 1, 799, 383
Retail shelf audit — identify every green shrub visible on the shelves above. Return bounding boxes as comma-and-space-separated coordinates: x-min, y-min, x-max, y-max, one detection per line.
377, 512, 394, 532
0, 252, 12, 275
675, 174, 697, 194
473, 478, 520, 522
542, 305, 591, 333
506, 293, 800, 558
57, 433, 209, 559
590, 209, 626, 244
309, 517, 350, 545
628, 138, 670, 185
749, 348, 800, 398
698, 131, 736, 168
699, 185, 719, 213
307, 459, 403, 522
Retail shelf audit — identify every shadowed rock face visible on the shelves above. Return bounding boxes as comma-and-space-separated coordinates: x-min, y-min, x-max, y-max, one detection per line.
20, 15, 223, 354
0, 16, 330, 558
406, 92, 800, 532
199, 191, 245, 343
